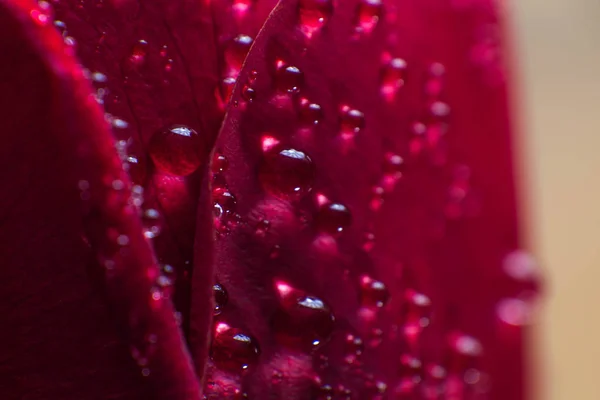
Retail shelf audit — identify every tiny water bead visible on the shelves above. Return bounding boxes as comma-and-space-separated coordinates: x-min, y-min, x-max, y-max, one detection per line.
496, 297, 534, 326
212, 153, 229, 173
298, 98, 323, 125
339, 106, 365, 137
447, 333, 483, 373
403, 289, 432, 327
225, 34, 254, 73
359, 275, 390, 308
259, 147, 315, 200
315, 202, 352, 235
298, 0, 333, 37
148, 124, 205, 176
380, 57, 407, 100
232, 0, 255, 14
274, 63, 304, 94
213, 283, 229, 315
241, 85, 256, 102
355, 0, 383, 34
129, 39, 149, 67
211, 322, 260, 372
271, 282, 335, 348
398, 354, 423, 381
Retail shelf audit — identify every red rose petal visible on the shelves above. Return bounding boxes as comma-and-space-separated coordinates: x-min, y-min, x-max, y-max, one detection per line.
199, 0, 532, 399
50, 0, 224, 331
0, 1, 201, 397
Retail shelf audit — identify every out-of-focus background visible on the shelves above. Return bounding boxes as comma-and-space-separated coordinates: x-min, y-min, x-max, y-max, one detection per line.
513, 1, 600, 399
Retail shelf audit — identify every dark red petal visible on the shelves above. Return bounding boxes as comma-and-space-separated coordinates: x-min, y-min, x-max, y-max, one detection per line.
0, 1, 200, 398
49, 0, 223, 335
200, 0, 535, 399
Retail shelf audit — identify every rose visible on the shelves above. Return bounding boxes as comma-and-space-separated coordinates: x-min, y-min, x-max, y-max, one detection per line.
0, 0, 539, 399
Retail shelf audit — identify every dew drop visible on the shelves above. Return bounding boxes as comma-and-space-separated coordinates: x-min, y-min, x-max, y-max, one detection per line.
129, 39, 148, 67
496, 297, 534, 326
401, 289, 432, 342
232, 0, 255, 15
259, 147, 315, 200
380, 57, 407, 100
367, 327, 384, 348
211, 322, 260, 372
359, 275, 389, 308
425, 62, 446, 97
255, 219, 271, 237
275, 63, 304, 94
298, 98, 323, 125
355, 0, 383, 34
156, 264, 175, 298
213, 283, 228, 316
339, 106, 365, 137
221, 76, 237, 102
398, 354, 423, 381
298, 0, 333, 37
315, 202, 352, 235
313, 382, 335, 400
241, 85, 256, 102
148, 125, 205, 176
225, 34, 254, 74
213, 187, 237, 217
447, 332, 483, 373
271, 281, 335, 349
212, 153, 229, 173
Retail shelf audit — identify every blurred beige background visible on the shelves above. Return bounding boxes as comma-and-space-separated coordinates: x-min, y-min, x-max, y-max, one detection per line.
513, 0, 600, 399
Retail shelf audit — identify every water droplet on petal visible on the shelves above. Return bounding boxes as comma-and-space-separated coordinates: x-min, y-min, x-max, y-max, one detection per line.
271, 281, 335, 349
213, 283, 229, 315
340, 105, 365, 138
148, 125, 205, 176
275, 63, 304, 94
211, 322, 260, 371
212, 153, 229, 173
226, 34, 254, 74
359, 275, 389, 308
315, 202, 352, 235
259, 147, 315, 200
355, 0, 383, 34
298, 0, 333, 37
380, 57, 406, 100
242, 85, 256, 102
496, 297, 534, 326
298, 98, 323, 125
129, 39, 148, 67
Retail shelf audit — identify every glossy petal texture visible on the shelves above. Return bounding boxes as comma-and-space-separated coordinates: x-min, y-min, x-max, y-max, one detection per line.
206, 0, 528, 399
0, 1, 201, 398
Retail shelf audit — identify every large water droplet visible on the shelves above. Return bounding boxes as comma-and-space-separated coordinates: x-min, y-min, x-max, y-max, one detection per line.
259, 147, 315, 200
315, 202, 352, 235
211, 322, 260, 372
271, 281, 335, 348
148, 125, 205, 176
298, 0, 333, 37
355, 0, 383, 34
